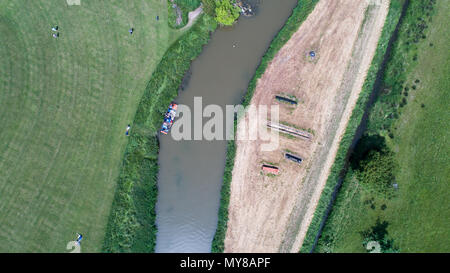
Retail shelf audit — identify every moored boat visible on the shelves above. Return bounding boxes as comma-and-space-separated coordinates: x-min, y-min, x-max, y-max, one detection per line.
160, 103, 178, 135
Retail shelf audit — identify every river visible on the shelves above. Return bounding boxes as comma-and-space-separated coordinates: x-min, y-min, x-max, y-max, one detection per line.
155, 0, 299, 253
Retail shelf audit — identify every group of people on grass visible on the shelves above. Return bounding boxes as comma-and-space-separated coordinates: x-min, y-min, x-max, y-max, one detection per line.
52, 14, 162, 39
51, 26, 59, 38
52, 25, 141, 38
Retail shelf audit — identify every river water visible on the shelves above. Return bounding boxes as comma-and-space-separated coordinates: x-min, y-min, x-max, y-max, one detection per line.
155, 0, 298, 253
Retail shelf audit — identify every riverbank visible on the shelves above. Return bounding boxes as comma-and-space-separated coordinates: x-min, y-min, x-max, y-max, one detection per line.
222, 0, 390, 253
157, 0, 299, 253
211, 0, 320, 253
102, 15, 217, 252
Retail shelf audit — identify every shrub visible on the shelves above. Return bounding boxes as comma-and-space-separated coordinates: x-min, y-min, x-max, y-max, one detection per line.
361, 218, 399, 253
215, 0, 240, 26
356, 149, 396, 195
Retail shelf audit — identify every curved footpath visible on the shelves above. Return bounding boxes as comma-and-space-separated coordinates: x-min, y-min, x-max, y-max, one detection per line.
180, 5, 203, 31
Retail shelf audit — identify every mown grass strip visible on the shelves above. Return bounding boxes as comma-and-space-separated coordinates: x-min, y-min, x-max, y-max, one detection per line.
211, 0, 320, 253
103, 15, 217, 253
299, 0, 408, 253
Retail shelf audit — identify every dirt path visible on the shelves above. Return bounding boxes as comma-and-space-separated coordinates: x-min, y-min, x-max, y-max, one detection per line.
224, 0, 390, 253
180, 5, 203, 31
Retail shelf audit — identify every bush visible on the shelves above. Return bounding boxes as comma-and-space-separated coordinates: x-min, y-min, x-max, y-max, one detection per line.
215, 0, 240, 26
361, 218, 399, 253
356, 149, 396, 195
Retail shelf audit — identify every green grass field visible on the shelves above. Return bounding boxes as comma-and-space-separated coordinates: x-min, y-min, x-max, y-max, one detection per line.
0, 0, 182, 252
315, 0, 449, 253
383, 0, 449, 250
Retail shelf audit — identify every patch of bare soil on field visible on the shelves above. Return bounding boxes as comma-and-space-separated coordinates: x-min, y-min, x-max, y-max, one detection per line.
224, 0, 390, 253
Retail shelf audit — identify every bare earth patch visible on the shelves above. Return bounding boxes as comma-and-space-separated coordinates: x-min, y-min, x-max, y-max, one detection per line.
224, 0, 390, 253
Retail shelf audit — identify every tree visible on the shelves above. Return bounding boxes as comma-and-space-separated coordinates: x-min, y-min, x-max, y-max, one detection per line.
356, 149, 396, 195
361, 218, 399, 253
215, 0, 240, 26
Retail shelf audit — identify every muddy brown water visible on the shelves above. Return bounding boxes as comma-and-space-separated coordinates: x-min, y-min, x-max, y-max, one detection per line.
155, 0, 298, 253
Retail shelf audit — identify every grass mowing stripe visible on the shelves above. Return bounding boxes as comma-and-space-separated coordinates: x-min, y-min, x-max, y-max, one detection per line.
0, 0, 178, 252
